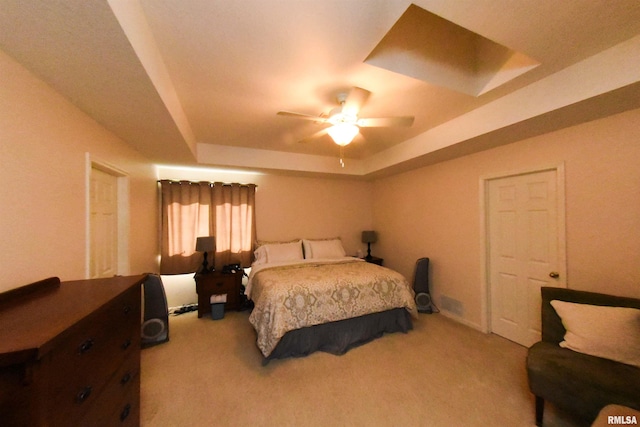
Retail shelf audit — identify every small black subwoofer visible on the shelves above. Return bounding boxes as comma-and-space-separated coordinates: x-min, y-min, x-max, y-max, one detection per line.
413, 257, 433, 314
141, 274, 169, 348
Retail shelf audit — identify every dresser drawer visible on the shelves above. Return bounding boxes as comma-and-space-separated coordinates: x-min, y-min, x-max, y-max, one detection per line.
45, 287, 141, 424
78, 354, 140, 427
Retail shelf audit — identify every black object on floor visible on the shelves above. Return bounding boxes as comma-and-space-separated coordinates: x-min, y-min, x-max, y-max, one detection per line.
172, 303, 198, 316
142, 274, 169, 348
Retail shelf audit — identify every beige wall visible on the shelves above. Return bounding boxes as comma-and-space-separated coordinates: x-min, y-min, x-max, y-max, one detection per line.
372, 107, 640, 329
254, 174, 373, 254
0, 49, 158, 292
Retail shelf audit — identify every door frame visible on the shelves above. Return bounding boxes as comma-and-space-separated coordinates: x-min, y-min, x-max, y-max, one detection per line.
85, 153, 130, 279
479, 163, 567, 334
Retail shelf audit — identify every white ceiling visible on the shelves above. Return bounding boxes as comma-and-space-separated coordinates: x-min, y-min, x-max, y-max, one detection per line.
1, 0, 640, 178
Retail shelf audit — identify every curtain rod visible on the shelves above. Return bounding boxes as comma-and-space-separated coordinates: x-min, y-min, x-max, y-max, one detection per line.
158, 179, 257, 187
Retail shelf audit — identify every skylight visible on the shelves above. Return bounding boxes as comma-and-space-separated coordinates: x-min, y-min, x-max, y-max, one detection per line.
365, 4, 540, 96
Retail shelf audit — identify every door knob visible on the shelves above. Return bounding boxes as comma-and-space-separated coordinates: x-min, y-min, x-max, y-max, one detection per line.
549, 272, 560, 278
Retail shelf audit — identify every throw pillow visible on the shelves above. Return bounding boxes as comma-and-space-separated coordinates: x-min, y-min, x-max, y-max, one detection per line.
550, 300, 640, 368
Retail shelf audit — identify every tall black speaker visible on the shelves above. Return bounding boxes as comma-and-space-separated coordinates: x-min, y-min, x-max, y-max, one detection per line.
141, 274, 169, 348
413, 257, 433, 314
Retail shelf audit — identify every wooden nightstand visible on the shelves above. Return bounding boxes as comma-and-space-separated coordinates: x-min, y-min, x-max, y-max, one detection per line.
364, 256, 383, 266
195, 271, 242, 318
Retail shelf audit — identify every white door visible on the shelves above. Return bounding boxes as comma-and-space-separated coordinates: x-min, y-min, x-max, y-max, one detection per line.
90, 167, 118, 278
488, 169, 566, 347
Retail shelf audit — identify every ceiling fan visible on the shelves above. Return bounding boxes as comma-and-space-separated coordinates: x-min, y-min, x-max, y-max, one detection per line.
277, 87, 415, 147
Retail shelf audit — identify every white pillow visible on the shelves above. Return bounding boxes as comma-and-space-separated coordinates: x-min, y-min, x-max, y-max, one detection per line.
303, 239, 346, 259
253, 239, 301, 265
302, 239, 314, 258
253, 246, 268, 265
264, 240, 303, 263
550, 300, 640, 368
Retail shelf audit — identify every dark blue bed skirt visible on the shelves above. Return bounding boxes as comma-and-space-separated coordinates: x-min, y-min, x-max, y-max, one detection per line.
262, 308, 413, 365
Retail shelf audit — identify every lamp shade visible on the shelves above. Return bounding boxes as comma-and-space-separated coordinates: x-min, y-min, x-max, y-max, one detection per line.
361, 231, 377, 244
327, 123, 359, 146
195, 236, 215, 252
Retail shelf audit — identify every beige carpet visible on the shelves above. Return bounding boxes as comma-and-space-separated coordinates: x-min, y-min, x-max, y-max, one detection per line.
141, 311, 584, 427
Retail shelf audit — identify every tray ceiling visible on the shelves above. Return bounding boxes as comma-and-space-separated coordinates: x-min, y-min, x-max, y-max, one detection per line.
1, 0, 640, 178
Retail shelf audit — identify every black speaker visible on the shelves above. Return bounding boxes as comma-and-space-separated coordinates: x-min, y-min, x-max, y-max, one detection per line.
141, 274, 169, 348
413, 258, 433, 314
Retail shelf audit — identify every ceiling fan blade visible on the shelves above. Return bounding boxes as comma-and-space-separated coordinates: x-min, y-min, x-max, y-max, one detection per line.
342, 87, 371, 116
298, 127, 330, 143
277, 111, 329, 123
357, 116, 415, 127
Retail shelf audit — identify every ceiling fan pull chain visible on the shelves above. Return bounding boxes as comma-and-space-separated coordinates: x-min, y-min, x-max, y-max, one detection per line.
339, 146, 345, 168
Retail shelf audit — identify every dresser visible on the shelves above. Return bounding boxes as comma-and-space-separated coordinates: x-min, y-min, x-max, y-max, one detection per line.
0, 274, 145, 427
195, 271, 243, 318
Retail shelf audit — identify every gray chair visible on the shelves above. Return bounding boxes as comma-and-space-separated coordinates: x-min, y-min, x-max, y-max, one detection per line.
526, 287, 640, 425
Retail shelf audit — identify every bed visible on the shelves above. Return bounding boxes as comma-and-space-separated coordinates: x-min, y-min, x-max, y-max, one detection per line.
246, 238, 418, 364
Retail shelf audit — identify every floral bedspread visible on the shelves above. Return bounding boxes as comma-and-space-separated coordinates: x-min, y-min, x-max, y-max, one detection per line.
247, 258, 417, 357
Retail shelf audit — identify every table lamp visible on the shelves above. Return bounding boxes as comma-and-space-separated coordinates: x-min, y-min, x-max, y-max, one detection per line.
195, 236, 215, 274
361, 231, 377, 260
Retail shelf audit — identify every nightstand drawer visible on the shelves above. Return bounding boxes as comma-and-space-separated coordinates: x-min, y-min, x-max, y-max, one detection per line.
195, 271, 242, 317
206, 278, 235, 293
364, 256, 383, 266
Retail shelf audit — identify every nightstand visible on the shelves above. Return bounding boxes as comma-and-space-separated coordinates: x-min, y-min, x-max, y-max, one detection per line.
195, 271, 242, 318
364, 256, 383, 266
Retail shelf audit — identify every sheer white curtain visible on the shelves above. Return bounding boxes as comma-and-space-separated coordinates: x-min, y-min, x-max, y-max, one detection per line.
159, 180, 256, 274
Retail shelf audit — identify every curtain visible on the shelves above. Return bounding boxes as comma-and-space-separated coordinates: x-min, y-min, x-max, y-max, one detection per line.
160, 180, 256, 274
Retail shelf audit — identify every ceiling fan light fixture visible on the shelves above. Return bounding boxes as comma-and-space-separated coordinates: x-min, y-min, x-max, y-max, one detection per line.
328, 111, 357, 126
327, 123, 359, 146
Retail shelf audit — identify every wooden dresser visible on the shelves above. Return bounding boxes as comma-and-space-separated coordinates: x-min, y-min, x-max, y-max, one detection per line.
0, 274, 145, 427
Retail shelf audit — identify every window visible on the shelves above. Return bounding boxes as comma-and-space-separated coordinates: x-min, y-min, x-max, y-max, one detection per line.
159, 180, 256, 274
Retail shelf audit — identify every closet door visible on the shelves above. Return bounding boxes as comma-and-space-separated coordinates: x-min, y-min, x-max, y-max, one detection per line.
90, 166, 118, 278
488, 169, 565, 347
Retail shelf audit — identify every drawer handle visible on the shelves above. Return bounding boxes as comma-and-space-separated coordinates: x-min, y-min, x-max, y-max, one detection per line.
120, 403, 131, 422
121, 339, 132, 350
78, 338, 94, 354
120, 372, 132, 385
123, 305, 131, 314
75, 386, 92, 404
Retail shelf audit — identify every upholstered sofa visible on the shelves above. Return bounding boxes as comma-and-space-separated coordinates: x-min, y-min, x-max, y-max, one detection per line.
526, 287, 640, 426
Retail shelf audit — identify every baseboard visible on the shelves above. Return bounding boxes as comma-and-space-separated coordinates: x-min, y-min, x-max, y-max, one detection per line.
439, 310, 484, 332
